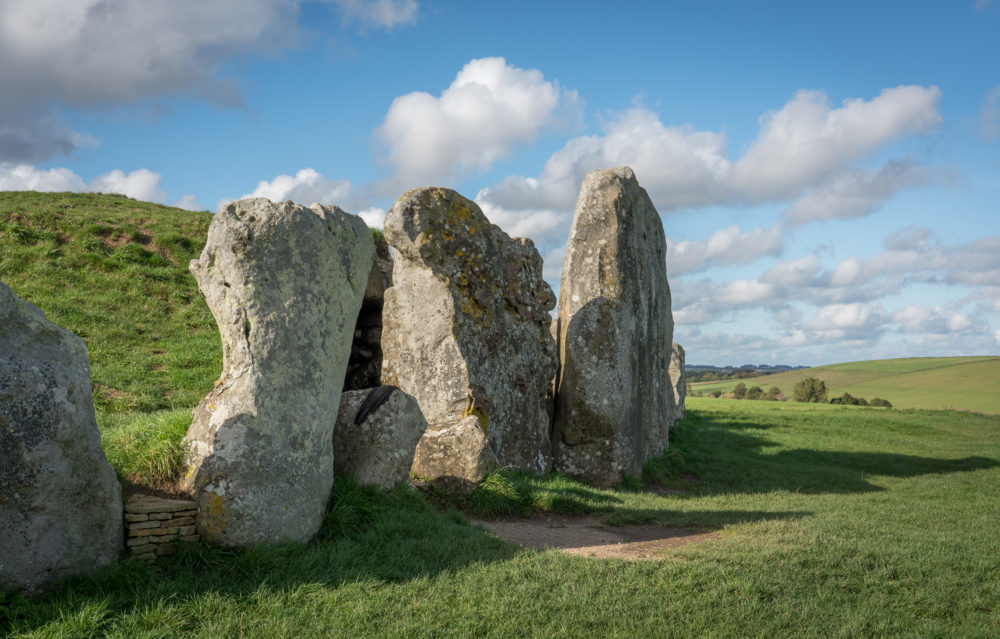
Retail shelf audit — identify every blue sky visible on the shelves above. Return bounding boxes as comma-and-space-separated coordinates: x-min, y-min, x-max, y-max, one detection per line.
1, 0, 998, 365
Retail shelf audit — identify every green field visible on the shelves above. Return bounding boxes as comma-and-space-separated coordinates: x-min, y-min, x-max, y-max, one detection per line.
4, 193, 1000, 636
4, 399, 999, 637
692, 357, 1000, 413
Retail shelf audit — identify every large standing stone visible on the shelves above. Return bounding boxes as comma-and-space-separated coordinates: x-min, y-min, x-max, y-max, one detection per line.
552, 167, 675, 487
334, 386, 427, 490
381, 187, 558, 474
669, 342, 686, 422
0, 281, 123, 593
181, 198, 374, 548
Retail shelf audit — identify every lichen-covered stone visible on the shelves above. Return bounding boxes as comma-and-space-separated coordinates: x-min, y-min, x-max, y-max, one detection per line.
410, 416, 499, 494
0, 280, 123, 593
669, 342, 686, 422
552, 167, 675, 487
334, 386, 427, 490
381, 187, 557, 474
181, 198, 374, 548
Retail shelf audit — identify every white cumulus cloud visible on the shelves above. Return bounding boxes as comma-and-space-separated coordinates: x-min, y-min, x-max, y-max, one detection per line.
0, 162, 167, 202
0, 0, 419, 163
784, 160, 936, 226
668, 224, 783, 276
233, 167, 353, 208
376, 56, 580, 190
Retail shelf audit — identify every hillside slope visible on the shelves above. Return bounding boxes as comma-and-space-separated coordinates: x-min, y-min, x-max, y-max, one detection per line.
0, 191, 218, 413
691, 357, 1000, 413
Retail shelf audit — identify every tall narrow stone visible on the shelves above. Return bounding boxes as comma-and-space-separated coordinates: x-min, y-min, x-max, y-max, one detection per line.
181, 198, 374, 548
552, 167, 674, 487
381, 187, 558, 474
670, 342, 687, 422
1, 281, 123, 593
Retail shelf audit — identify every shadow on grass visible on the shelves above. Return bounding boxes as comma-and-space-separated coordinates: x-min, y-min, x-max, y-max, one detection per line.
666, 410, 1000, 496
5, 475, 808, 635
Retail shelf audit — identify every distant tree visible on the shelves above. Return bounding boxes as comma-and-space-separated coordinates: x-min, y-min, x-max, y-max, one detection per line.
870, 397, 893, 408
746, 385, 763, 400
793, 377, 827, 403
732, 382, 747, 400
762, 386, 783, 401
830, 392, 869, 406
710, 390, 723, 398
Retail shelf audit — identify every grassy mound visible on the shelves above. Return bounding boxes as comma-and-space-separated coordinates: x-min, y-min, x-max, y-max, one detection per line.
692, 356, 1000, 413
0, 191, 218, 413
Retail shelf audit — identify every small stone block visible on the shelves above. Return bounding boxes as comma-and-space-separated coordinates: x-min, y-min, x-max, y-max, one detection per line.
169, 517, 195, 527
148, 533, 179, 543
125, 513, 149, 522
177, 525, 196, 536
180, 534, 200, 543
155, 544, 175, 556
128, 543, 154, 554
128, 520, 162, 532
125, 494, 197, 514
127, 536, 154, 547
175, 510, 197, 518
149, 512, 173, 520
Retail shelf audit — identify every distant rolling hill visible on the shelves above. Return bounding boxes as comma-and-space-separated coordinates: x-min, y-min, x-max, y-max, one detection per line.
690, 356, 1000, 414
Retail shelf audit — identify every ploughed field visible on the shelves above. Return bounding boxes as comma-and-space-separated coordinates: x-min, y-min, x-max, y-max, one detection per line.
3, 193, 1000, 637
692, 356, 1000, 414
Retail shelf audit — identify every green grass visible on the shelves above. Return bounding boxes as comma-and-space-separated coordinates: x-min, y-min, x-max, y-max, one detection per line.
5, 399, 999, 637
5, 192, 1000, 636
692, 356, 1000, 413
98, 409, 192, 491
0, 191, 218, 413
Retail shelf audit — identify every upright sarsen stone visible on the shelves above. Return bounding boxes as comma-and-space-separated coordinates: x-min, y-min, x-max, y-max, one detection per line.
552, 167, 675, 487
181, 198, 374, 548
381, 187, 558, 474
0, 281, 123, 593
670, 342, 686, 422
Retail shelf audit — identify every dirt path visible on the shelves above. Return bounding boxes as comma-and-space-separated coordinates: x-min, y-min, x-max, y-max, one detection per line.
471, 513, 720, 561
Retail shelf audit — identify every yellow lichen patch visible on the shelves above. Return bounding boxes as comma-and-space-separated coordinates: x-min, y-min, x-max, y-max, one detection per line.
461, 398, 490, 435
201, 492, 227, 535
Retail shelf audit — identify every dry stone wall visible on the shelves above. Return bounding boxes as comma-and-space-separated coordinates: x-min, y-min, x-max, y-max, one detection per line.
124, 494, 200, 560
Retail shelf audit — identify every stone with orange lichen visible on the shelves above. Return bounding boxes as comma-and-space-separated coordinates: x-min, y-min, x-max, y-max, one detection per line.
381, 187, 557, 477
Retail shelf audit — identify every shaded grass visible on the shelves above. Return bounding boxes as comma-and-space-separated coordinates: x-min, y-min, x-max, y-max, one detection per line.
6, 399, 1000, 637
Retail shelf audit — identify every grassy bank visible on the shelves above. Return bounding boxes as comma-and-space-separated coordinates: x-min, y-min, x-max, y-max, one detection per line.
0, 191, 218, 413
691, 357, 1000, 414
6, 399, 999, 637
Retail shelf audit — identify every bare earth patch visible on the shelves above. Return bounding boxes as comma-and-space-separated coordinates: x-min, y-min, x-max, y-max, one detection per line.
472, 513, 720, 560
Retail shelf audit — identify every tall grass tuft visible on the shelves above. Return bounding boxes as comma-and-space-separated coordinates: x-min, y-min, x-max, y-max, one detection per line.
98, 409, 191, 491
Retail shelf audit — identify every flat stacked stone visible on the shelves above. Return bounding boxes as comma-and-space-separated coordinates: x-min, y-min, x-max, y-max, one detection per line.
124, 494, 199, 560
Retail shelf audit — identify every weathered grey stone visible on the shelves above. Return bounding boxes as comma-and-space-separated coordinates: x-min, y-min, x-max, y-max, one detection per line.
669, 342, 686, 422
552, 167, 675, 487
334, 386, 427, 490
381, 187, 558, 474
181, 198, 374, 548
410, 416, 499, 494
0, 281, 123, 594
